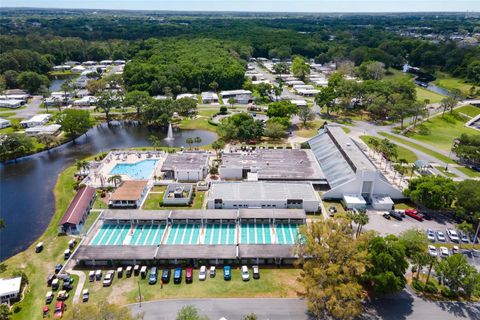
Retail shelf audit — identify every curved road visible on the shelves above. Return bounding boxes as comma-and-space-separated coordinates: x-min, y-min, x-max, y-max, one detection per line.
129, 290, 480, 320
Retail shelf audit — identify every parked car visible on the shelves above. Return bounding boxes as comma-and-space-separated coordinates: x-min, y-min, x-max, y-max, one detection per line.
117, 267, 123, 278
63, 249, 71, 260
389, 210, 403, 221
103, 271, 114, 287
223, 266, 231, 281
440, 246, 449, 258
329, 206, 337, 217
436, 231, 446, 242
88, 271, 95, 282
427, 229, 436, 242
148, 267, 158, 285
57, 290, 69, 301
161, 269, 171, 284
54, 264, 63, 274
62, 279, 74, 291
404, 209, 424, 221
45, 291, 54, 304
53, 301, 65, 319
446, 229, 460, 243
126, 266, 133, 277
140, 266, 147, 279
134, 265, 140, 276
452, 245, 460, 254
43, 306, 50, 318
210, 266, 216, 278
459, 231, 469, 244
95, 270, 102, 281
252, 265, 260, 279
428, 245, 437, 257
47, 274, 56, 286
382, 212, 391, 219
199, 266, 207, 281
174, 268, 182, 284
51, 279, 59, 291
186, 267, 193, 283
241, 265, 250, 281
82, 289, 89, 302
36, 242, 44, 253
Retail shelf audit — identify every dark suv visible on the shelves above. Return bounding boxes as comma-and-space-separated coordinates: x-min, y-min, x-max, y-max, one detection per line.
148, 267, 157, 285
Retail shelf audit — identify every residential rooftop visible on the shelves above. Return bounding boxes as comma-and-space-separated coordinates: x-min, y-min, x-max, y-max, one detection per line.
161, 152, 209, 171
110, 180, 148, 201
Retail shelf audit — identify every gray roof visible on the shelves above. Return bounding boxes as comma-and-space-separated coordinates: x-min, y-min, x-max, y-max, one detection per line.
207, 182, 318, 202
102, 210, 170, 221
170, 209, 238, 220
73, 245, 158, 260
155, 245, 237, 259
238, 244, 297, 258
238, 209, 306, 220
220, 149, 324, 181
161, 152, 209, 171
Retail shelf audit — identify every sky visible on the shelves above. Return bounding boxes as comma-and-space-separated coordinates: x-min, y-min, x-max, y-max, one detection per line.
1, 1, 480, 13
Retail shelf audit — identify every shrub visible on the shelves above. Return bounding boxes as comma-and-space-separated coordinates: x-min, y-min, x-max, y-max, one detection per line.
300, 142, 310, 149
424, 281, 438, 294
418, 124, 431, 135
440, 286, 457, 298
411, 278, 424, 292
219, 106, 228, 114
442, 114, 456, 124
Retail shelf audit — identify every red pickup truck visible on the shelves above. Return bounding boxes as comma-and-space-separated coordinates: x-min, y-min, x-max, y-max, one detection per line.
404, 209, 424, 221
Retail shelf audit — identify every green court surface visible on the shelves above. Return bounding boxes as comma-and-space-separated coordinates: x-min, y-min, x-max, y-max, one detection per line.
166, 224, 201, 245
276, 224, 299, 244
240, 223, 273, 244
91, 223, 166, 246
204, 224, 236, 245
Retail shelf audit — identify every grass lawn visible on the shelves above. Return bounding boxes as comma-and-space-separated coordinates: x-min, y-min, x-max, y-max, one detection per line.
456, 105, 480, 118
393, 200, 415, 210
142, 190, 205, 210
455, 166, 480, 178
439, 167, 458, 178
82, 211, 101, 234
378, 132, 456, 164
0, 165, 80, 320
92, 196, 109, 209
294, 120, 322, 138
81, 268, 301, 306
322, 200, 347, 217
359, 135, 418, 163
434, 72, 477, 97
406, 111, 478, 152
178, 110, 218, 132
416, 87, 445, 103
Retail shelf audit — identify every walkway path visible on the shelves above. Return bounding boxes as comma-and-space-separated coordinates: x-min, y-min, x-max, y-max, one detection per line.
68, 269, 86, 304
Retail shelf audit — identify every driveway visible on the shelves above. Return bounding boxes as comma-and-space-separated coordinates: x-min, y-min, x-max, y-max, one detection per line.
129, 293, 480, 320
2, 95, 43, 119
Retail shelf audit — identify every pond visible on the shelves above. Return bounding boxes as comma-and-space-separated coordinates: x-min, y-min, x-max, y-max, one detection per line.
0, 123, 217, 261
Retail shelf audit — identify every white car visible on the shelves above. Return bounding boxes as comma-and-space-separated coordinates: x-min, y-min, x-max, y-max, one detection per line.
428, 245, 438, 257
427, 229, 435, 242
436, 231, 446, 242
241, 265, 250, 281
452, 245, 460, 254
103, 271, 114, 287
440, 246, 449, 258
198, 266, 207, 281
447, 229, 460, 243
209, 266, 216, 278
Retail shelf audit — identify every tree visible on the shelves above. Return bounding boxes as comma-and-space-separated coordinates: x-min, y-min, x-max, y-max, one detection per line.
149, 135, 163, 150
404, 175, 457, 211
398, 228, 429, 259
60, 79, 75, 106
64, 302, 141, 320
411, 251, 432, 279
96, 90, 120, 125
0, 133, 35, 162
227, 97, 235, 108
315, 86, 337, 115
16, 71, 50, 94
362, 235, 408, 295
211, 140, 225, 159
86, 78, 107, 95
298, 106, 315, 126
194, 136, 202, 147
291, 56, 310, 81
209, 81, 219, 92
142, 99, 174, 127
266, 101, 297, 118
174, 98, 198, 118
264, 121, 287, 140
273, 62, 289, 74
0, 304, 11, 320
347, 209, 369, 237
452, 134, 480, 168
108, 175, 122, 188
176, 305, 209, 320
440, 96, 458, 117
296, 219, 368, 320
219, 106, 228, 115
243, 313, 258, 320
217, 113, 263, 142
467, 60, 480, 85
36, 134, 59, 150
435, 253, 479, 297
76, 160, 90, 174
55, 109, 94, 140
124, 90, 152, 118
455, 180, 480, 223
186, 137, 194, 149
358, 61, 386, 80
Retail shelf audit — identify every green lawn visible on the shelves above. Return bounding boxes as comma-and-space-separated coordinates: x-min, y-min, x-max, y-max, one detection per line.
178, 110, 218, 132
456, 105, 480, 118
434, 72, 478, 97
92, 196, 109, 209
359, 135, 418, 163
81, 268, 300, 307
416, 87, 445, 103
294, 120, 322, 138
322, 199, 347, 218
378, 132, 456, 164
406, 112, 478, 151
142, 190, 205, 210
455, 166, 480, 178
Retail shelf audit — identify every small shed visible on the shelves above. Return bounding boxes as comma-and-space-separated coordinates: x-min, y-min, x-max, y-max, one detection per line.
371, 195, 394, 210
342, 194, 367, 210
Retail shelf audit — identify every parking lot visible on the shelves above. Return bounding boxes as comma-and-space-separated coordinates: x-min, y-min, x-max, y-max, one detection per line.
364, 210, 456, 236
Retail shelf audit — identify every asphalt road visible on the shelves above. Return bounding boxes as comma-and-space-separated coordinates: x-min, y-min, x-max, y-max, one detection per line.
130, 292, 480, 320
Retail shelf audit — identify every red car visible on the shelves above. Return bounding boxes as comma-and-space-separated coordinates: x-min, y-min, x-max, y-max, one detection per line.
42, 306, 49, 318
53, 301, 66, 319
404, 209, 424, 221
185, 267, 193, 283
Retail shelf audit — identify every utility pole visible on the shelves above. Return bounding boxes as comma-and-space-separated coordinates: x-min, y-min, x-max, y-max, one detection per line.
138, 280, 142, 308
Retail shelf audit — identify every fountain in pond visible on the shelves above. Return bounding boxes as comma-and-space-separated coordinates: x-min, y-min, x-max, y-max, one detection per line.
165, 123, 174, 140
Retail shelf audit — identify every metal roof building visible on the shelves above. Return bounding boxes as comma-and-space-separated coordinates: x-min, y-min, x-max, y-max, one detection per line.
58, 186, 96, 234
161, 152, 209, 181
308, 124, 404, 202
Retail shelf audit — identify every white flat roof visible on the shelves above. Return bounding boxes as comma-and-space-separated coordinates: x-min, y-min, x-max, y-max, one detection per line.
343, 194, 366, 204
0, 277, 21, 297
26, 114, 51, 123
371, 195, 394, 205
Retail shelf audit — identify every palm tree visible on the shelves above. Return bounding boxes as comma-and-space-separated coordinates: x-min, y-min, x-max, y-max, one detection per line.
347, 209, 369, 237
0, 218, 5, 230
194, 136, 202, 149
186, 137, 194, 150
425, 255, 437, 285
76, 160, 89, 174
60, 79, 75, 106
211, 140, 225, 159
107, 175, 122, 188
227, 97, 235, 108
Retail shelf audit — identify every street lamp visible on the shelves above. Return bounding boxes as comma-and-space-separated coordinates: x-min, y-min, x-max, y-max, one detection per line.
138, 280, 142, 308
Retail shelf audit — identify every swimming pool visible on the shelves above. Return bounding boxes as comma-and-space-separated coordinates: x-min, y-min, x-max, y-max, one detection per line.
110, 159, 158, 180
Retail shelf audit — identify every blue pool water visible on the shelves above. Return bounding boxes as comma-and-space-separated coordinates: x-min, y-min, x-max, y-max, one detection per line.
110, 159, 158, 180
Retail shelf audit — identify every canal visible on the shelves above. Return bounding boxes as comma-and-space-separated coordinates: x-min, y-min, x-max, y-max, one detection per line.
0, 123, 217, 260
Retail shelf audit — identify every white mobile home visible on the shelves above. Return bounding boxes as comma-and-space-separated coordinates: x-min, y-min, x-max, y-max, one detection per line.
220, 90, 252, 104
201, 92, 219, 104
20, 114, 51, 128
0, 118, 11, 129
